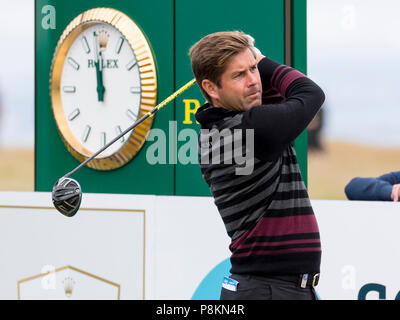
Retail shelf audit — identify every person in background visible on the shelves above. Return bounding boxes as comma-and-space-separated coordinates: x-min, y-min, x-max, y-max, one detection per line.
308, 108, 324, 151
345, 171, 400, 201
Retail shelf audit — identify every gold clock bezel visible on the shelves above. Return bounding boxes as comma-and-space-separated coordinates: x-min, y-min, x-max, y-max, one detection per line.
50, 7, 157, 170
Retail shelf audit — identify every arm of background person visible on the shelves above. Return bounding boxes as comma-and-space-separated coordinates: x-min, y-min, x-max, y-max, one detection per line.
375, 171, 400, 185
344, 173, 400, 201
376, 171, 400, 201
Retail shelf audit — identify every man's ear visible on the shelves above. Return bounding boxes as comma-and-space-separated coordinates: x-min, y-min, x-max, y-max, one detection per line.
201, 79, 219, 103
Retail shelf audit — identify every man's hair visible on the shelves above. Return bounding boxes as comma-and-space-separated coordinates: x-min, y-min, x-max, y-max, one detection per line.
189, 31, 253, 102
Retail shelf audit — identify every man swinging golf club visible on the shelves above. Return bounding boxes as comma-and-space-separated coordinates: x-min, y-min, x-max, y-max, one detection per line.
190, 31, 325, 300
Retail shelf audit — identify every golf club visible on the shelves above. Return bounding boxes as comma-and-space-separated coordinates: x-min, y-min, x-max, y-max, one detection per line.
52, 78, 197, 217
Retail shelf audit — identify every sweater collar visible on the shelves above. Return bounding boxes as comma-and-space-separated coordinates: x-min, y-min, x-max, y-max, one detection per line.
195, 103, 239, 128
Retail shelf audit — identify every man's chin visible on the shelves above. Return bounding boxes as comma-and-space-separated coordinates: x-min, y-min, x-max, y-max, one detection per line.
245, 98, 262, 110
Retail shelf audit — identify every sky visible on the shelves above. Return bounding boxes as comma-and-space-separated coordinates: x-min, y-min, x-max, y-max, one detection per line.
307, 0, 400, 147
0, 0, 34, 147
0, 0, 399, 148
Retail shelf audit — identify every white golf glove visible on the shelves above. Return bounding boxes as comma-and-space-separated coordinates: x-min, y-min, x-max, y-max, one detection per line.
246, 34, 262, 56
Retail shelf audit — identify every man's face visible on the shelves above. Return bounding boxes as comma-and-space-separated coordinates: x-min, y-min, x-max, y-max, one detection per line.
205, 48, 262, 111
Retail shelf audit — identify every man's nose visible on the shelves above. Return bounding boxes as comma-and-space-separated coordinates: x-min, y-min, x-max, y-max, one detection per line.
247, 71, 258, 86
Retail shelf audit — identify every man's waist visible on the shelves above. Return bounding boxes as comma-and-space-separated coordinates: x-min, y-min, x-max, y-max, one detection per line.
233, 273, 320, 288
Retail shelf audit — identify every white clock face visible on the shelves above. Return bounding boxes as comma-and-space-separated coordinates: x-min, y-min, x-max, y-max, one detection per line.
60, 22, 141, 158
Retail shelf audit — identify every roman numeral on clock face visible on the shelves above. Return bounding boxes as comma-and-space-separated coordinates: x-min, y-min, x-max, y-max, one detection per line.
82, 125, 91, 143
130, 87, 141, 94
115, 125, 124, 142
68, 108, 80, 121
126, 109, 137, 121
126, 58, 137, 71
115, 37, 124, 54
68, 57, 80, 70
81, 36, 90, 54
63, 86, 76, 93
101, 132, 106, 147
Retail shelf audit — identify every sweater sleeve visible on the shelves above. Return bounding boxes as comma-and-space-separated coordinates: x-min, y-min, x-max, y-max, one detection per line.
241, 57, 325, 161
344, 177, 393, 201
345, 171, 400, 201
376, 171, 400, 185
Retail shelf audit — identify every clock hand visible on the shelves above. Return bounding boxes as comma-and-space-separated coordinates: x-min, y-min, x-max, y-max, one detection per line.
93, 32, 105, 102
95, 56, 105, 102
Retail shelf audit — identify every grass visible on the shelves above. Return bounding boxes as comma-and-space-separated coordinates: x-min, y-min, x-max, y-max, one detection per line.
308, 139, 400, 200
1, 141, 399, 198
0, 148, 34, 191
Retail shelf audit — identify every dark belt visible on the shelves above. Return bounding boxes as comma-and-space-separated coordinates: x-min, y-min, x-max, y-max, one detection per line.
269, 273, 320, 288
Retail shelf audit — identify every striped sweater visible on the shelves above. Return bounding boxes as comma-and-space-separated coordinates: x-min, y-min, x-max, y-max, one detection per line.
195, 57, 325, 276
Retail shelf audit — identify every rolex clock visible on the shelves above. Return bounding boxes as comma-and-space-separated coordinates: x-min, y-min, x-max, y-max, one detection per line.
50, 7, 157, 170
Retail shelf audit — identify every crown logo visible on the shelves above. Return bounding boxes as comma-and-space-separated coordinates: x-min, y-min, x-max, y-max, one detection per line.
62, 276, 75, 298
98, 30, 109, 50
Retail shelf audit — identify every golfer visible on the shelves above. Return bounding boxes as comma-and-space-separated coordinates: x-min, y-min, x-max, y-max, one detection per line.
190, 31, 325, 300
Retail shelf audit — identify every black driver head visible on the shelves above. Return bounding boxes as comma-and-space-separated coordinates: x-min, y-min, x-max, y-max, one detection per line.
52, 177, 82, 217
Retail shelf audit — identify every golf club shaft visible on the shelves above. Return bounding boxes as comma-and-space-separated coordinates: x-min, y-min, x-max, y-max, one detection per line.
64, 78, 197, 178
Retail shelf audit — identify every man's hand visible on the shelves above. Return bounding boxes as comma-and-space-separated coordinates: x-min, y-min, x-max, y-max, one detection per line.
390, 184, 400, 201
246, 34, 265, 63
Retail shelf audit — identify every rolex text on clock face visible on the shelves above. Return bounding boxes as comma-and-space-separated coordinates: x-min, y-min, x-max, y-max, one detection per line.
60, 22, 141, 158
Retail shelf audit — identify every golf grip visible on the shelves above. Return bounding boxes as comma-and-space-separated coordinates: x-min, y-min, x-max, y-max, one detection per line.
64, 78, 197, 178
